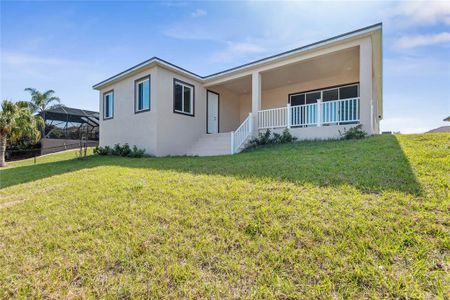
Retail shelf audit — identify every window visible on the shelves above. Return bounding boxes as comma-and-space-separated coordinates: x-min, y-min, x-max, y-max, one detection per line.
290, 94, 305, 106
103, 90, 114, 119
135, 75, 151, 113
339, 85, 358, 99
289, 83, 359, 105
305, 92, 321, 104
322, 88, 338, 101
173, 79, 194, 116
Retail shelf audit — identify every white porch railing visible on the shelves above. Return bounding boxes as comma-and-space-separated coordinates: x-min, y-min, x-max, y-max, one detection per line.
257, 97, 360, 129
258, 107, 288, 129
231, 113, 253, 154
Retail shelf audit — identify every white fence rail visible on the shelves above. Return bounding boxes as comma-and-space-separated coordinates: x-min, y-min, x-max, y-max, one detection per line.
258, 107, 288, 129
291, 103, 317, 127
257, 97, 360, 129
322, 98, 359, 124
231, 113, 253, 154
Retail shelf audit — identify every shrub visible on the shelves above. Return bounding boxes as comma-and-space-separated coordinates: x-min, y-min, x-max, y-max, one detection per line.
94, 144, 146, 158
248, 129, 272, 147
112, 143, 122, 156
128, 145, 146, 158
271, 132, 282, 144
339, 124, 368, 140
94, 145, 111, 155
247, 128, 297, 149
120, 143, 132, 157
280, 128, 296, 143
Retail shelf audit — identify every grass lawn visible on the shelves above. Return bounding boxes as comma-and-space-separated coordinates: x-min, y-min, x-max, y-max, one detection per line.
0, 134, 448, 298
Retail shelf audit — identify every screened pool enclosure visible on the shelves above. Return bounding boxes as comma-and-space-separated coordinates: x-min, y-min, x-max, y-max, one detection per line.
40, 106, 99, 141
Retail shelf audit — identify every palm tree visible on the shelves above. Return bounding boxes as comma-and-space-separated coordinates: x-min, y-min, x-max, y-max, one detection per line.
0, 100, 43, 167
24, 88, 62, 115
24, 88, 62, 136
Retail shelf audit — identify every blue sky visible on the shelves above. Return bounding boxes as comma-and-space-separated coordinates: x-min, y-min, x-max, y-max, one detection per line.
1, 0, 449, 133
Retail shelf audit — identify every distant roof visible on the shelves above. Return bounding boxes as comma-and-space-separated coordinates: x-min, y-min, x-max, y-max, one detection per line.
427, 126, 450, 133
93, 23, 382, 90
42, 106, 99, 118
41, 106, 99, 125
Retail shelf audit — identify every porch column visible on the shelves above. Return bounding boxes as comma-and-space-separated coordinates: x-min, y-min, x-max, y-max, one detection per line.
359, 38, 374, 134
251, 71, 261, 132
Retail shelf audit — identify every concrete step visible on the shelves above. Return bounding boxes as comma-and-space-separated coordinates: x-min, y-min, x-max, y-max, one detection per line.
188, 132, 232, 156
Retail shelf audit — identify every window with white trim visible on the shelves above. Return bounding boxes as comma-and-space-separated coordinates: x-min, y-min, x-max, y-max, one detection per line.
174, 79, 194, 116
103, 90, 114, 119
135, 76, 150, 112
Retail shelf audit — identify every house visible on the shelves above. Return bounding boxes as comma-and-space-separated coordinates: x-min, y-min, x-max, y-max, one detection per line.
426, 116, 450, 133
427, 126, 450, 133
93, 23, 382, 156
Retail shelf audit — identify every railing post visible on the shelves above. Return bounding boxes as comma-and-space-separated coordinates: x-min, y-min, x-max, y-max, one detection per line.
249, 112, 253, 134
286, 103, 291, 129
230, 131, 234, 154
337, 100, 341, 125
317, 99, 322, 127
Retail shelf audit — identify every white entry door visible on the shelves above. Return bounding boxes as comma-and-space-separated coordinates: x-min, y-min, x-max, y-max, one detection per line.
207, 91, 219, 134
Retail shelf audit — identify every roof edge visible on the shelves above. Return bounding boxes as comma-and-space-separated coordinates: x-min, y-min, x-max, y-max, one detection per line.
92, 22, 382, 90
204, 22, 382, 80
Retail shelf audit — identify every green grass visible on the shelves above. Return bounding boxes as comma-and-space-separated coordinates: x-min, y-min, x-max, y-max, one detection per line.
0, 134, 448, 298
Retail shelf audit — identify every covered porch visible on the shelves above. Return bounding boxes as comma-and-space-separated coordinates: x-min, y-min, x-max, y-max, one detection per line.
203, 38, 378, 153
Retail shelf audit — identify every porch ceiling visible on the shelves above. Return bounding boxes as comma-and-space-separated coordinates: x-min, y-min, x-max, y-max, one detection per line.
213, 46, 359, 94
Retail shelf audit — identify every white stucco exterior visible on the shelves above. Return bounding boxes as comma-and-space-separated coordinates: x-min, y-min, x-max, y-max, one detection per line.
94, 24, 382, 156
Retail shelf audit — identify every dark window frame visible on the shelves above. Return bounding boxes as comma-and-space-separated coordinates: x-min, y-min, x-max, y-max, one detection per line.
288, 82, 359, 105
103, 89, 114, 120
134, 75, 151, 114
173, 78, 195, 117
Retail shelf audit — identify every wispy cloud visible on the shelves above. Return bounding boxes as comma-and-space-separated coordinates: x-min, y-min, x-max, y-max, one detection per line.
394, 32, 450, 48
384, 56, 450, 75
2, 52, 75, 67
394, 1, 450, 26
211, 41, 265, 63
191, 8, 206, 18
162, 25, 216, 40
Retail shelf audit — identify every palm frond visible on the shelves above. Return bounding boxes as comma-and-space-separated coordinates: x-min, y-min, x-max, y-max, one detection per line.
1, 100, 42, 143
27, 102, 40, 114
15, 101, 30, 109
24, 88, 38, 95
43, 90, 56, 99
45, 96, 61, 106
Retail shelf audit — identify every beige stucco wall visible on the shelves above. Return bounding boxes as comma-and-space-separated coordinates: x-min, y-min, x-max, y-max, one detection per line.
99, 67, 158, 155
98, 65, 206, 156
208, 36, 380, 136
238, 72, 360, 123
268, 125, 356, 141
154, 66, 206, 156
206, 86, 241, 133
